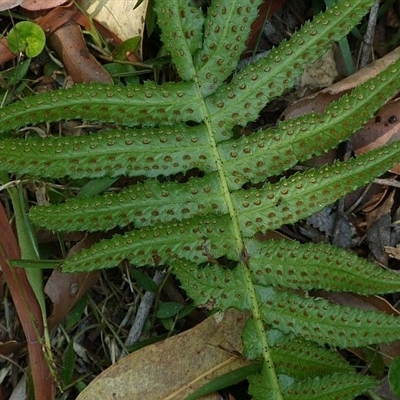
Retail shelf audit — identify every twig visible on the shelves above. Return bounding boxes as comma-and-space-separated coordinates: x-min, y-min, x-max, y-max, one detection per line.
124, 270, 166, 350
374, 177, 400, 188
359, 0, 380, 68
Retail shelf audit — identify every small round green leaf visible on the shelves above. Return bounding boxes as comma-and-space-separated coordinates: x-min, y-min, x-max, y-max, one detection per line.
389, 356, 400, 397
7, 21, 46, 58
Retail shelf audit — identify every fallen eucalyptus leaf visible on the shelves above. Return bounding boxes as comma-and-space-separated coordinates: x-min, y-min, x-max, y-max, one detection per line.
77, 309, 250, 400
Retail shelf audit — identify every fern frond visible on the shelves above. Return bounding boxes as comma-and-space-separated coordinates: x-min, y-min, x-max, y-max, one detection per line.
236, 142, 400, 235
206, 0, 377, 135
0, 0, 377, 141
155, 0, 205, 81
61, 216, 237, 272
0, 0, 398, 398
29, 174, 226, 231
270, 337, 354, 379
243, 322, 354, 379
176, 259, 400, 347
257, 289, 400, 347
280, 372, 377, 400
156, 0, 263, 93
248, 371, 376, 400
0, 124, 214, 179
194, 0, 263, 94
221, 60, 400, 187
179, 262, 400, 348
246, 239, 400, 295
0, 81, 202, 135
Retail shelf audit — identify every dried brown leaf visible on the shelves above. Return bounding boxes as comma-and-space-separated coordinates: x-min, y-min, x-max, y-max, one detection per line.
48, 20, 113, 84
46, 269, 99, 328
353, 98, 400, 173
77, 309, 251, 400
21, 0, 68, 11
46, 234, 102, 328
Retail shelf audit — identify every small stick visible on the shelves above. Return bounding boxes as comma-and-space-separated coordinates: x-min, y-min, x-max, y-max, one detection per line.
123, 270, 166, 350
359, 0, 380, 68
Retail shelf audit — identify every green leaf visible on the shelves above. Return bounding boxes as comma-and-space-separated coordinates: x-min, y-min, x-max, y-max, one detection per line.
186, 363, 261, 400
112, 36, 141, 61
1, 59, 31, 86
221, 60, 400, 187
243, 321, 353, 379
76, 176, 117, 198
257, 289, 400, 348
0, 81, 202, 135
61, 340, 76, 387
155, 302, 184, 319
130, 269, 160, 293
62, 216, 237, 272
7, 21, 46, 58
389, 356, 400, 397
235, 142, 400, 235
65, 295, 88, 330
0, 124, 214, 178
8, 259, 60, 269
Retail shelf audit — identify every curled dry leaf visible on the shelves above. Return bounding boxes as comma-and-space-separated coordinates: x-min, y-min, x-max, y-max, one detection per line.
385, 244, 400, 260
47, 20, 113, 83
46, 269, 100, 328
299, 48, 338, 89
46, 234, 101, 328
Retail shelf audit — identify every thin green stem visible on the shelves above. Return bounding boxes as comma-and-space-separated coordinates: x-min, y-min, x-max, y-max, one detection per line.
6, 181, 51, 351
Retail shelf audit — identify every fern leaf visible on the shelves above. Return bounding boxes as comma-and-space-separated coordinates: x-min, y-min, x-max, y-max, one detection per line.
206, 0, 377, 135
176, 260, 400, 347
236, 142, 400, 235
0, 124, 215, 179
174, 258, 250, 310
62, 216, 237, 272
0, 0, 399, 398
280, 372, 377, 400
246, 239, 400, 295
221, 59, 400, 187
0, 0, 377, 141
155, 0, 204, 81
156, 0, 263, 94
193, 0, 263, 94
272, 339, 354, 380
248, 372, 376, 400
29, 174, 226, 231
0, 81, 202, 135
243, 322, 354, 379
258, 289, 400, 348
